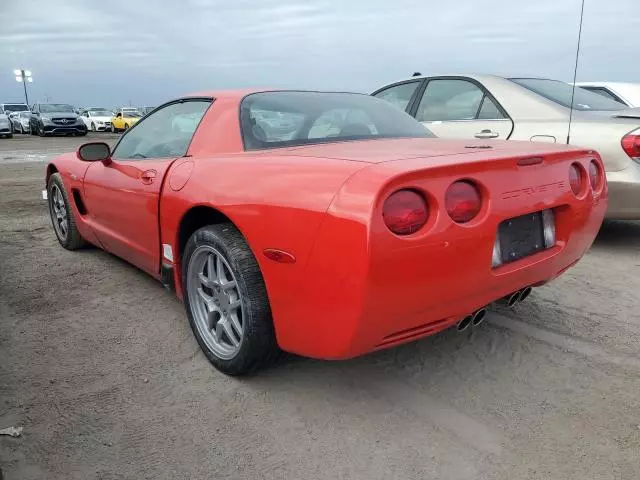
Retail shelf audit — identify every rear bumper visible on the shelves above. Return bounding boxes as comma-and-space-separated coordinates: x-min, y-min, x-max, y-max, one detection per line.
605, 161, 640, 219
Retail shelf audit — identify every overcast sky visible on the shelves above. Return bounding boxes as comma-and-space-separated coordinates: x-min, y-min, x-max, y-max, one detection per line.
1, 0, 638, 107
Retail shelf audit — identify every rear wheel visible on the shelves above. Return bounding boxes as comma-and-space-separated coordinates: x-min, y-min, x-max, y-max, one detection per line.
47, 173, 85, 250
182, 224, 279, 375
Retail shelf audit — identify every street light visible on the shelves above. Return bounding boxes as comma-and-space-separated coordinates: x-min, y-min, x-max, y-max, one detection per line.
14, 69, 33, 106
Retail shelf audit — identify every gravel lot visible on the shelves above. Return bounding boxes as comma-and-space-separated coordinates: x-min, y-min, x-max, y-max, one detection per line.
1, 135, 639, 480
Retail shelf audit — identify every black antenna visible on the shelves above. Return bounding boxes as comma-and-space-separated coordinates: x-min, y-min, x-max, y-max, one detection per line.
567, 0, 586, 144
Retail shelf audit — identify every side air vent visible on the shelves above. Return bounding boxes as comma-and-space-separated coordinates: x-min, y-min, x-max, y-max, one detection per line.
71, 189, 87, 215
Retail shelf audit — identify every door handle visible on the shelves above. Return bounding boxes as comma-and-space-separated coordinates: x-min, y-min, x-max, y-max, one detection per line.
140, 169, 157, 184
474, 130, 499, 139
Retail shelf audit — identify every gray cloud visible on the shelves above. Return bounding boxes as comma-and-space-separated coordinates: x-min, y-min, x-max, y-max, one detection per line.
0, 0, 638, 108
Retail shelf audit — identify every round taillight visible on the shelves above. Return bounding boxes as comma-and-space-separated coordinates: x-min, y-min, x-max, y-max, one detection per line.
569, 163, 583, 195
445, 181, 482, 223
588, 160, 601, 191
382, 189, 428, 235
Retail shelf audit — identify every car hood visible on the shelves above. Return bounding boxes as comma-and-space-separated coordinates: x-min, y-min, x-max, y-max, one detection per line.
88, 116, 112, 122
277, 137, 586, 164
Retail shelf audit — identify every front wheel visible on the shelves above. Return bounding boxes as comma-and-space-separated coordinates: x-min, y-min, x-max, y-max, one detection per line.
124, 123, 129, 130
47, 173, 85, 250
110, 124, 116, 133
37, 124, 46, 137
182, 224, 279, 376
91, 122, 96, 132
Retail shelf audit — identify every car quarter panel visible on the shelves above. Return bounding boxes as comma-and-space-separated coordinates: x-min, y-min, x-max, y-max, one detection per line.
158, 154, 368, 319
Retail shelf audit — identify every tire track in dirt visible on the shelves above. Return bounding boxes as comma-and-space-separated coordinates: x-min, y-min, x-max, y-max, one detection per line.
488, 313, 640, 370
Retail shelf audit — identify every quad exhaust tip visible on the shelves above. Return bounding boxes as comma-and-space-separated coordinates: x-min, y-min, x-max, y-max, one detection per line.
500, 286, 533, 307
457, 307, 487, 332
457, 315, 473, 332
471, 308, 487, 327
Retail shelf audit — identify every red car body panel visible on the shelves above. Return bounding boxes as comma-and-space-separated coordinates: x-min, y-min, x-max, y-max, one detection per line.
46, 90, 607, 360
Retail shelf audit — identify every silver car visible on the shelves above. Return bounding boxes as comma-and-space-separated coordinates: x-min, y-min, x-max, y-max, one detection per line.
8, 111, 31, 134
372, 75, 640, 220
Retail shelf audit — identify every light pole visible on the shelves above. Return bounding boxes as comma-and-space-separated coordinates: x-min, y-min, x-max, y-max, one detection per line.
13, 69, 33, 106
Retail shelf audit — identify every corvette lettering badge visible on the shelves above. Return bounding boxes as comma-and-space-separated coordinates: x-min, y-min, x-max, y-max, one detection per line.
501, 181, 565, 200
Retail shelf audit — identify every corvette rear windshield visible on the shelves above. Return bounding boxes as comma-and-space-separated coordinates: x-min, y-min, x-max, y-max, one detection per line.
510, 78, 626, 111
240, 91, 433, 150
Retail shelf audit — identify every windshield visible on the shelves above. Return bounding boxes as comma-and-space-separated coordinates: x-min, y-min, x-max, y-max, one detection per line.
2, 104, 29, 112
40, 104, 75, 113
510, 78, 627, 111
89, 110, 113, 116
240, 91, 433, 150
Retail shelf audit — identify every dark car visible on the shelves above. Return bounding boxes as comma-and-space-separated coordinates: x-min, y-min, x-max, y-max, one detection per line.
29, 103, 87, 137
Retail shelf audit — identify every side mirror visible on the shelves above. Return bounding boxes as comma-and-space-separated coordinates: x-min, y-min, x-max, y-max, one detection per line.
77, 142, 112, 165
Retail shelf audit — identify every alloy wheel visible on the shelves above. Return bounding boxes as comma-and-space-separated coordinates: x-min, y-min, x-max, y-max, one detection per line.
187, 246, 244, 360
50, 185, 68, 241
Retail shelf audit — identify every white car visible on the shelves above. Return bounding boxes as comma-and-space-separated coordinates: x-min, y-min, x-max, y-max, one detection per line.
9, 111, 32, 133
373, 74, 640, 220
80, 109, 114, 132
0, 113, 12, 138
576, 82, 640, 108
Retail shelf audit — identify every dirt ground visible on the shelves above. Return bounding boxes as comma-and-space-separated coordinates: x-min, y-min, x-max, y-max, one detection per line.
1, 135, 639, 480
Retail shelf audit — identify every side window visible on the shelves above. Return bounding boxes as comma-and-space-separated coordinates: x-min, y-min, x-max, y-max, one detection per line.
112, 100, 211, 160
416, 79, 485, 122
477, 96, 505, 119
373, 81, 421, 112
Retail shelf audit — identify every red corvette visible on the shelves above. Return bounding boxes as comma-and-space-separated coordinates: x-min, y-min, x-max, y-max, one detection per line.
45, 90, 607, 375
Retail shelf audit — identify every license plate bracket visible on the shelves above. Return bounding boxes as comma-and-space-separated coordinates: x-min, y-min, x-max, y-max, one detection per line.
498, 212, 546, 264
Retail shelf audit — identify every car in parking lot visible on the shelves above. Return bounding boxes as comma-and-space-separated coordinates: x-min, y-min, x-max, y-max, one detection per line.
80, 109, 114, 132
1, 103, 29, 114
8, 111, 31, 134
29, 103, 87, 137
111, 109, 143, 132
45, 89, 606, 375
0, 112, 12, 138
372, 74, 640, 219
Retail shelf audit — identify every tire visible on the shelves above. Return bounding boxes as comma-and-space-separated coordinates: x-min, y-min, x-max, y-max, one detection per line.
6, 133, 12, 139
182, 224, 279, 376
91, 122, 96, 132
17, 124, 23, 134
110, 124, 116, 133
47, 173, 85, 250
78, 131, 87, 136
37, 124, 45, 137
124, 123, 129, 130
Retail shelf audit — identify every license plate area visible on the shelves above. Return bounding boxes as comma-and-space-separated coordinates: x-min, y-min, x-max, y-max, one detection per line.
497, 211, 546, 265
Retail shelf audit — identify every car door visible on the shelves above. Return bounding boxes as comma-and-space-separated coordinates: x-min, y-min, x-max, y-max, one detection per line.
82, 98, 212, 276
411, 77, 513, 140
